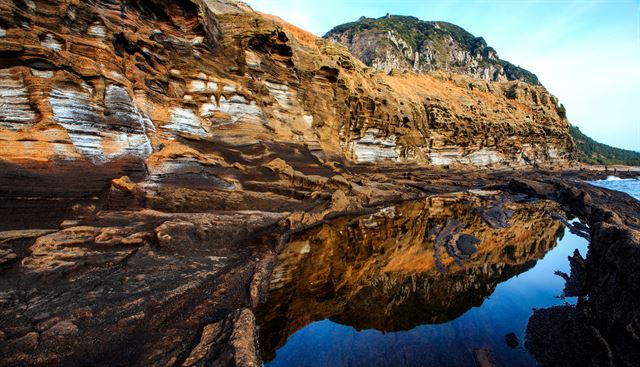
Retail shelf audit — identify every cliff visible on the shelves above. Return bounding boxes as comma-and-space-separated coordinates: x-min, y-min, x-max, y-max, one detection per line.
0, 0, 575, 207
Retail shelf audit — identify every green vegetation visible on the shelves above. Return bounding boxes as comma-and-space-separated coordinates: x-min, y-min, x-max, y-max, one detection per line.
500, 60, 540, 85
324, 15, 540, 85
570, 125, 640, 166
556, 103, 567, 119
325, 15, 480, 55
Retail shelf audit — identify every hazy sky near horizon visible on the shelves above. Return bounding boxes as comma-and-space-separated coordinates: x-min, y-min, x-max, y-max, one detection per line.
245, 0, 640, 152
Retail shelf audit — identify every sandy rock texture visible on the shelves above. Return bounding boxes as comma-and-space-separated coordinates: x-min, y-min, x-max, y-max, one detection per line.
0, 0, 574, 203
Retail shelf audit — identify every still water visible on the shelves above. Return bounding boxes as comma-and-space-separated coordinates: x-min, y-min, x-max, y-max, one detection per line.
257, 191, 589, 366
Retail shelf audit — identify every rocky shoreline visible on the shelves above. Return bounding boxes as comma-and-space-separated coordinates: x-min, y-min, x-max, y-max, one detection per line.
1, 167, 638, 366
510, 176, 640, 367
0, 0, 638, 365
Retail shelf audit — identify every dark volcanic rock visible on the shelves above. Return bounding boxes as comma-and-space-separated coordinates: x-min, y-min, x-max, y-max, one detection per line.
525, 306, 614, 367
512, 177, 640, 367
554, 249, 587, 298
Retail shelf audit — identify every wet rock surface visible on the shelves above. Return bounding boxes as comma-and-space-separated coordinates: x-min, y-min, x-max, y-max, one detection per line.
1, 166, 638, 366
510, 177, 640, 367
525, 306, 615, 367
0, 209, 285, 366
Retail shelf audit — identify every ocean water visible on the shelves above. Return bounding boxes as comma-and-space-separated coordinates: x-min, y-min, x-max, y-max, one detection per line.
588, 176, 640, 200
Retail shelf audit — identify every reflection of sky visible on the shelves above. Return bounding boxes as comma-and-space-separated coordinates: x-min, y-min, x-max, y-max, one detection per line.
266, 227, 588, 367
246, 0, 640, 152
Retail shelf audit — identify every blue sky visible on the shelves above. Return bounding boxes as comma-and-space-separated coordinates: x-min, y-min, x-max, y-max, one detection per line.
245, 0, 640, 151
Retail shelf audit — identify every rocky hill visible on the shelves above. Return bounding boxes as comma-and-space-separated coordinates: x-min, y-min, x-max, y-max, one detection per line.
0, 1, 576, 206
325, 15, 540, 84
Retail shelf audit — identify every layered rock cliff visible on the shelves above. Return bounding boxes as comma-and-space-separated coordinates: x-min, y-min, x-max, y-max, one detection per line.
325, 15, 540, 84
0, 0, 575, 209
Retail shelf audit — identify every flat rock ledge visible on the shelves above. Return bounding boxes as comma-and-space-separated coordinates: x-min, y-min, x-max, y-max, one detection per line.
0, 169, 638, 366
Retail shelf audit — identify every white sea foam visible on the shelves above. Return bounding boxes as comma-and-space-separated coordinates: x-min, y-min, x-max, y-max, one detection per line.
589, 177, 640, 200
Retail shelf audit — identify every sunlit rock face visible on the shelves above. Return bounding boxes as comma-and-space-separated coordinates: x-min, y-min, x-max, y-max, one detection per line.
256, 191, 564, 360
0, 0, 576, 205
49, 84, 153, 163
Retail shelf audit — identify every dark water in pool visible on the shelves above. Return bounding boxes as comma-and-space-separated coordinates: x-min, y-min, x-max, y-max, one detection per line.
257, 191, 588, 367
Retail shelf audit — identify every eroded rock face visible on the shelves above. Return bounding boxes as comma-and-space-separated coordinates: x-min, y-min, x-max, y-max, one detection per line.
0, 0, 576, 207
0, 209, 283, 366
256, 191, 564, 361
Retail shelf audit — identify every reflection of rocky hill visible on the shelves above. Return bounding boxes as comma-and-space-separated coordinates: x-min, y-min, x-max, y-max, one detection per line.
257, 192, 564, 360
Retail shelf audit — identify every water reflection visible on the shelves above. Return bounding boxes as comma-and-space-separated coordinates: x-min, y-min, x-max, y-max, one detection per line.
257, 191, 587, 366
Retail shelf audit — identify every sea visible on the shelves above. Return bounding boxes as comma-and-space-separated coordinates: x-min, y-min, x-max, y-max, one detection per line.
588, 175, 640, 201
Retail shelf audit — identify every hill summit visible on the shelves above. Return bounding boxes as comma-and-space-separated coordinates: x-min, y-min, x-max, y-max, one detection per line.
325, 15, 539, 84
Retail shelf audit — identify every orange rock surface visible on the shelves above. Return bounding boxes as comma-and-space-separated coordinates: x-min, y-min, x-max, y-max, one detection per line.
0, 0, 576, 204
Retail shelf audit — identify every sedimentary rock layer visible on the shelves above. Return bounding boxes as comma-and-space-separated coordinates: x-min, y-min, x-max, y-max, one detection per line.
0, 0, 576, 204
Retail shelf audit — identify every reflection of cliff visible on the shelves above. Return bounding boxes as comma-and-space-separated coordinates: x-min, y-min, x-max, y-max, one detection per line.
257, 192, 564, 361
